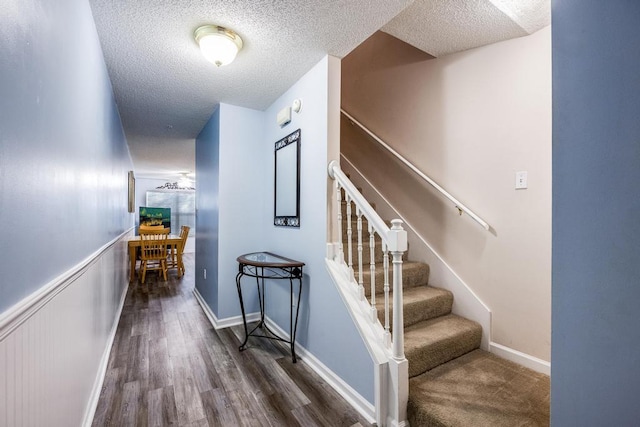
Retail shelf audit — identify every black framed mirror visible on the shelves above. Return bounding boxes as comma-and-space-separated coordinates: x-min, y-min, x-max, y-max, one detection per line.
274, 129, 301, 227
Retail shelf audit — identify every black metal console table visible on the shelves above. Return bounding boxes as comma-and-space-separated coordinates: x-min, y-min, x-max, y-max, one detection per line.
236, 251, 305, 363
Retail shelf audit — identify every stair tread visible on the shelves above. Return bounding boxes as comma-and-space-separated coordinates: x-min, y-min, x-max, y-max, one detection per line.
374, 286, 453, 327
361, 260, 428, 278
362, 261, 430, 296
404, 314, 482, 377
405, 314, 481, 349
408, 349, 550, 427
374, 284, 452, 304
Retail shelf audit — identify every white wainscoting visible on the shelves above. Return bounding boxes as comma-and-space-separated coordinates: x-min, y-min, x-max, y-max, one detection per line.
0, 231, 131, 427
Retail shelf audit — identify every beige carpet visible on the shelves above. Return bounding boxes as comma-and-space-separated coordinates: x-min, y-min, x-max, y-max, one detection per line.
408, 349, 550, 426
340, 191, 549, 426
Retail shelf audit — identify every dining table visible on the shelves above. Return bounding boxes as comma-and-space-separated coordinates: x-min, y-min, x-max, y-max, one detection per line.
127, 234, 183, 282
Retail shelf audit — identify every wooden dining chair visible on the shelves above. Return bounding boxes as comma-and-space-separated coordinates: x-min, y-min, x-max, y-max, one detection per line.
139, 228, 170, 283
168, 225, 190, 276
136, 224, 165, 268
139, 224, 164, 231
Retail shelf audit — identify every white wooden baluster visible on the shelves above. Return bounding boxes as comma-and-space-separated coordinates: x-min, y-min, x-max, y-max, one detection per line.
383, 242, 391, 348
336, 181, 344, 264
356, 207, 364, 300
369, 224, 377, 322
346, 194, 354, 282
390, 219, 406, 360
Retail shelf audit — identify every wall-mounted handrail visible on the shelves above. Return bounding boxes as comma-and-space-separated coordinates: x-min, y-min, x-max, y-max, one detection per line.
341, 108, 491, 231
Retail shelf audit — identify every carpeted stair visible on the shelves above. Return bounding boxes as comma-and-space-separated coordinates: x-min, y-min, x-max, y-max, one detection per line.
340, 193, 549, 426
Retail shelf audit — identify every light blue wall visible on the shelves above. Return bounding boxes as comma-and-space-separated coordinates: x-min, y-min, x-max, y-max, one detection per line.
262, 57, 374, 404
195, 103, 265, 318
195, 107, 221, 313
217, 104, 265, 319
195, 57, 375, 403
552, 1, 640, 424
0, 0, 132, 313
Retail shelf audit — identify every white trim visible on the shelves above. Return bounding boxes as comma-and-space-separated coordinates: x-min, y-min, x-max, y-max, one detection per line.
0, 230, 131, 427
341, 109, 490, 231
264, 318, 377, 425
489, 342, 550, 376
193, 286, 376, 424
340, 155, 492, 349
82, 283, 129, 427
193, 288, 260, 329
0, 227, 134, 341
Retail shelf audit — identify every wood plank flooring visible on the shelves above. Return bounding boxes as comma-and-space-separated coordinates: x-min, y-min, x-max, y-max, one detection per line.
92, 253, 372, 427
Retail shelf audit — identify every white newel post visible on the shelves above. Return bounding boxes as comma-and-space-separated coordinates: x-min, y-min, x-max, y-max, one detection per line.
388, 219, 408, 426
327, 161, 409, 426
389, 219, 407, 360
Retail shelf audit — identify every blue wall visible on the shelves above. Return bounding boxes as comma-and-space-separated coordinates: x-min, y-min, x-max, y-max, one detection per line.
194, 58, 375, 404
0, 0, 132, 313
216, 104, 265, 319
195, 107, 221, 314
552, 1, 640, 424
262, 57, 375, 403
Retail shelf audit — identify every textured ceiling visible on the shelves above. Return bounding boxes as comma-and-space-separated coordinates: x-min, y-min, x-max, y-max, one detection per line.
88, 0, 549, 179
382, 0, 549, 57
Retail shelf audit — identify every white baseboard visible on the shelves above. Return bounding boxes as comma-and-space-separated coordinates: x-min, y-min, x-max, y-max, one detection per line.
489, 342, 550, 375
264, 318, 377, 425
193, 287, 376, 424
193, 287, 260, 329
82, 283, 129, 427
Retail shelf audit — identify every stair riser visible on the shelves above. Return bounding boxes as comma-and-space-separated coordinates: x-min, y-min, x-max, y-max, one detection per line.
406, 327, 482, 378
377, 293, 453, 328
361, 263, 429, 296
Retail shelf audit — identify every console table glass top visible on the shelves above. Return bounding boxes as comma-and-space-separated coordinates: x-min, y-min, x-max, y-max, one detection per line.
236, 251, 305, 362
237, 251, 304, 268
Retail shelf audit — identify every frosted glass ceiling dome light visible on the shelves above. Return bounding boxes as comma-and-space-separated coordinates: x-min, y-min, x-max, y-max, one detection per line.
194, 25, 243, 67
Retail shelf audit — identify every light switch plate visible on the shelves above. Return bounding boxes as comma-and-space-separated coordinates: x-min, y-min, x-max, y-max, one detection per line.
515, 171, 528, 189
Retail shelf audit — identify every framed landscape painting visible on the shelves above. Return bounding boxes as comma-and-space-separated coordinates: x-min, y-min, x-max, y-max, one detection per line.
139, 206, 171, 229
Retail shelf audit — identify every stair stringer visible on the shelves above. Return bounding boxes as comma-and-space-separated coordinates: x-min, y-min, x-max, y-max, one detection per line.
325, 257, 409, 427
341, 155, 492, 350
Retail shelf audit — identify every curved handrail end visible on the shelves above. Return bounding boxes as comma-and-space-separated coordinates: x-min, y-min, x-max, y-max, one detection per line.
327, 159, 340, 179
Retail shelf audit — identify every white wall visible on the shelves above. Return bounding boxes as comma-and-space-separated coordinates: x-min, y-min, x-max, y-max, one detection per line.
0, 233, 129, 427
342, 28, 552, 361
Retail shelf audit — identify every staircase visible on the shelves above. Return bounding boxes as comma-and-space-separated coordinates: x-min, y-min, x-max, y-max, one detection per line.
336, 176, 550, 426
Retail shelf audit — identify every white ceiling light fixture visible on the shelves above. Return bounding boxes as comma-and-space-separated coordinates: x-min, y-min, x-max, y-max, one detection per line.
194, 25, 244, 67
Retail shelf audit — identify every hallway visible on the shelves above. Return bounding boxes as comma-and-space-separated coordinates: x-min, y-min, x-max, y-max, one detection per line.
92, 254, 371, 426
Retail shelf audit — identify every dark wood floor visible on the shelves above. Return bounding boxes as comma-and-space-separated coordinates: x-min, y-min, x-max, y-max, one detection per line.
92, 253, 372, 426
